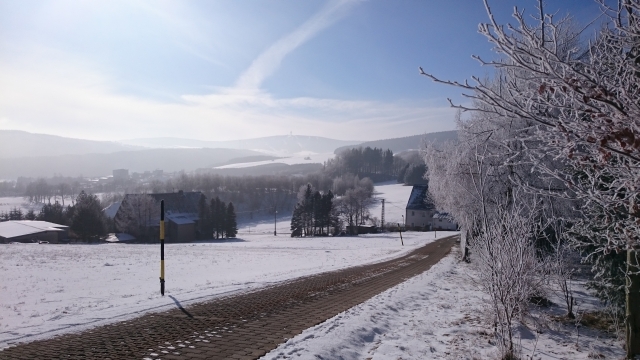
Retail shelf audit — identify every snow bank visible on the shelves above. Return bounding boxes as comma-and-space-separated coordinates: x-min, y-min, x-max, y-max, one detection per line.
262, 247, 624, 360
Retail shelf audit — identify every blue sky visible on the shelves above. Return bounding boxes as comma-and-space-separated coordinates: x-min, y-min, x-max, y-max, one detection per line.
0, 0, 605, 141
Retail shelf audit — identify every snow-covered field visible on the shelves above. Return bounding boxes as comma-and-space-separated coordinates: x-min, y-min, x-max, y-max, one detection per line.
0, 232, 455, 349
0, 182, 456, 349
371, 181, 413, 226
0, 197, 42, 215
214, 152, 335, 169
263, 247, 625, 360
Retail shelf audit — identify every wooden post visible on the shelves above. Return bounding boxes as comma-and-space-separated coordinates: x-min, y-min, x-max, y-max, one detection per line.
627, 248, 639, 358
397, 223, 403, 246
160, 200, 165, 296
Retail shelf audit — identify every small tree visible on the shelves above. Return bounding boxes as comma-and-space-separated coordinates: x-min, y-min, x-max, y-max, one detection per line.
24, 209, 37, 220
472, 199, 545, 358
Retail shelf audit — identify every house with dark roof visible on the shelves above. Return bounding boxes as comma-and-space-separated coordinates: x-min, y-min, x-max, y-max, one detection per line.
405, 185, 457, 230
114, 190, 203, 242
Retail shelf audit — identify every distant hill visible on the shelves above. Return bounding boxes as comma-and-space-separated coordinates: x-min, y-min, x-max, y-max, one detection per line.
0, 148, 262, 178
334, 130, 458, 154
119, 135, 361, 156
0, 130, 143, 158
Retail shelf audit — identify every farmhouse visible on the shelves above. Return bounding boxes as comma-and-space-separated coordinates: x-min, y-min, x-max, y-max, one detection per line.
405, 185, 457, 231
0, 220, 69, 243
114, 190, 202, 242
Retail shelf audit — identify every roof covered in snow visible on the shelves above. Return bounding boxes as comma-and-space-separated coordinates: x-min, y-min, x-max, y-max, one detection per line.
405, 185, 435, 211
0, 220, 68, 239
166, 213, 197, 225
103, 201, 121, 219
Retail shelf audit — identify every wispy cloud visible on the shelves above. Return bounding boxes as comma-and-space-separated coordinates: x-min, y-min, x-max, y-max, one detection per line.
234, 0, 358, 90
0, 0, 457, 142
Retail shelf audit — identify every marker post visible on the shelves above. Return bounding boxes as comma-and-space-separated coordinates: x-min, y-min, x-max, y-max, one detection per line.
160, 200, 165, 296
397, 223, 404, 246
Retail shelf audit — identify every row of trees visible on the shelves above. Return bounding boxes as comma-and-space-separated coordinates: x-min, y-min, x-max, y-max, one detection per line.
324, 147, 407, 179
198, 196, 237, 239
290, 185, 338, 237
0, 207, 37, 221
22, 178, 82, 205
423, 1, 639, 357
290, 177, 375, 237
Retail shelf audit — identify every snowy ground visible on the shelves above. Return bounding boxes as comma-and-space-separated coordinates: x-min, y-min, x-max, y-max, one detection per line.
214, 152, 335, 169
262, 247, 625, 360
0, 232, 455, 349
370, 181, 413, 226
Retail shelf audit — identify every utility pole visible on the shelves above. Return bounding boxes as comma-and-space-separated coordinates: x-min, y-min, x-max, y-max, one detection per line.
381, 199, 385, 231
160, 200, 165, 296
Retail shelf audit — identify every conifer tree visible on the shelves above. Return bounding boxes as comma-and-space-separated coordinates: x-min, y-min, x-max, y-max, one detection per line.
218, 201, 227, 239
70, 191, 105, 241
290, 204, 303, 237
225, 202, 237, 238
210, 197, 219, 239
197, 194, 212, 239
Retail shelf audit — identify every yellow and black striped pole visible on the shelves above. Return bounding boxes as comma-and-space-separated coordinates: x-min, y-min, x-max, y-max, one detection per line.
160, 200, 165, 296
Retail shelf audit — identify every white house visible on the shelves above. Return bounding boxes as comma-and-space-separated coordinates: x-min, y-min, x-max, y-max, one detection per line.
405, 185, 457, 230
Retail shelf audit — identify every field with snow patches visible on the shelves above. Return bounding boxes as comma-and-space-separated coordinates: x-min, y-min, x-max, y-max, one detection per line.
263, 247, 625, 360
214, 152, 335, 169
0, 183, 452, 349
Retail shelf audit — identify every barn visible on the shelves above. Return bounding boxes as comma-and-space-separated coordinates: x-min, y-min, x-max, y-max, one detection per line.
0, 220, 69, 243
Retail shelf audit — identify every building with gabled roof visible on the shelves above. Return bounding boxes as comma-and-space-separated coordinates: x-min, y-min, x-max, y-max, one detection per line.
113, 190, 204, 242
0, 220, 69, 243
405, 185, 457, 230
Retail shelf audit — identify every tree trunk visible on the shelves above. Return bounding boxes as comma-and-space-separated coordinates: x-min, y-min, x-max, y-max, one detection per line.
627, 248, 640, 359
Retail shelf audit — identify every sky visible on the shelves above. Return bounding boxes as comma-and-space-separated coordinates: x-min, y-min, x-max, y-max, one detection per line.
0, 0, 606, 142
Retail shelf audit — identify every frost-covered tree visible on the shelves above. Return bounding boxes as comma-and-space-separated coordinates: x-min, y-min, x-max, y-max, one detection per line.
422, 0, 640, 354
473, 197, 545, 358
114, 194, 158, 240
423, 0, 640, 256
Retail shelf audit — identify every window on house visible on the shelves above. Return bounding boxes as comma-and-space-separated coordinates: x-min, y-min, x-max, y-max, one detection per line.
412, 211, 414, 216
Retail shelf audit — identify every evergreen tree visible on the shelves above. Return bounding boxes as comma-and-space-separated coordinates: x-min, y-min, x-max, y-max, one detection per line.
8, 207, 23, 220
197, 194, 212, 239
70, 191, 105, 241
225, 202, 237, 238
290, 204, 303, 237
24, 209, 37, 220
37, 202, 66, 224
210, 197, 219, 239
218, 201, 227, 238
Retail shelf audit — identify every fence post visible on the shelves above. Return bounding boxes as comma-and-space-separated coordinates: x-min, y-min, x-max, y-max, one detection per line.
160, 200, 165, 296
